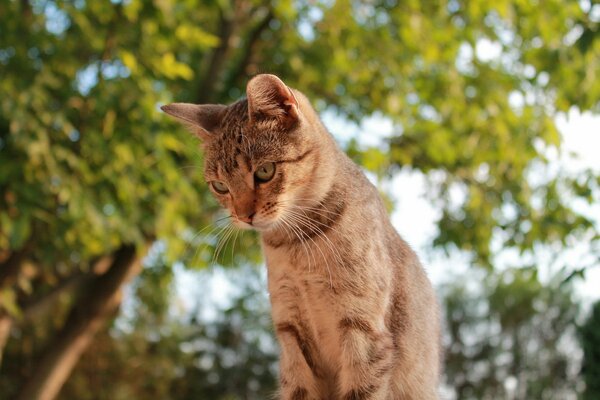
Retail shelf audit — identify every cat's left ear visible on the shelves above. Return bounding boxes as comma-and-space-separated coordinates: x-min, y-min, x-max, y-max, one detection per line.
161, 103, 226, 140
246, 74, 299, 127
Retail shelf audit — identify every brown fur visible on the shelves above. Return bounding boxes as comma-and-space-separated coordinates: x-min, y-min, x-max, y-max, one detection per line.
162, 74, 442, 399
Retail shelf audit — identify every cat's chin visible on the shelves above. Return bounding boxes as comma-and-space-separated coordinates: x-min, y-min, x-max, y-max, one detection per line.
233, 219, 274, 232
251, 222, 277, 232
233, 220, 255, 230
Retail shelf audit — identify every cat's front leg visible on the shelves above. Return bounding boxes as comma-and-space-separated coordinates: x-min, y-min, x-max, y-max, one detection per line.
336, 316, 395, 400
275, 321, 323, 400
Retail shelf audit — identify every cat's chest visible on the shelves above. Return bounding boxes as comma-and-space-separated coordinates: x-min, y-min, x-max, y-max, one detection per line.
263, 244, 344, 360
264, 244, 339, 313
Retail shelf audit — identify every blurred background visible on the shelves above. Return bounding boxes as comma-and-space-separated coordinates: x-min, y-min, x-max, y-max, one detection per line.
1, 0, 599, 399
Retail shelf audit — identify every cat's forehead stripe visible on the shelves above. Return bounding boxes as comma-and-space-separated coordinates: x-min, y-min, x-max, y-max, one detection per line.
205, 95, 306, 179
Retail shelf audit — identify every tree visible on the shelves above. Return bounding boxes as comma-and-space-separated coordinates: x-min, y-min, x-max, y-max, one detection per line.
59, 264, 278, 400
580, 300, 600, 400
443, 268, 580, 399
1, 0, 598, 398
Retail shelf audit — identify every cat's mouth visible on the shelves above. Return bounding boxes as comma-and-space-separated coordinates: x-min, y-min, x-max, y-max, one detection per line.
231, 202, 290, 231
232, 218, 256, 230
231, 203, 287, 231
232, 215, 276, 231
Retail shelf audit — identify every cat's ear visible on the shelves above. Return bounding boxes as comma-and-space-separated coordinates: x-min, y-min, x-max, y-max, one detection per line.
246, 74, 299, 127
161, 103, 226, 140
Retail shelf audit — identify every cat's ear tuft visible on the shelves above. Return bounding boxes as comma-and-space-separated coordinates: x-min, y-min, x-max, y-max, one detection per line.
246, 74, 299, 127
161, 103, 226, 140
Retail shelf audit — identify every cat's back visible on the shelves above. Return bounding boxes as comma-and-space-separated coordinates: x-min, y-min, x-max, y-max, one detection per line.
337, 153, 443, 396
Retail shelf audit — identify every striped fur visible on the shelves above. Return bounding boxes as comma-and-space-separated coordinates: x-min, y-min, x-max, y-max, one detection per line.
163, 74, 442, 399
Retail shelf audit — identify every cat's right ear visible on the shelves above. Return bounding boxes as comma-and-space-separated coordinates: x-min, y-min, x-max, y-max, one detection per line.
161, 103, 226, 140
246, 74, 300, 128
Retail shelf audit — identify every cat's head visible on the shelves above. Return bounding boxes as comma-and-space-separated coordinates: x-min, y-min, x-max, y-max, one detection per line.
162, 74, 335, 231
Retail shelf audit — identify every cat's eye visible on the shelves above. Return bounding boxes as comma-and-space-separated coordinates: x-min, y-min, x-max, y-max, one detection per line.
255, 162, 276, 182
211, 180, 229, 194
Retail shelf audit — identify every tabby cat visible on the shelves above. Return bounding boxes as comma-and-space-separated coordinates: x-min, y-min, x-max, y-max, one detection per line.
162, 74, 441, 399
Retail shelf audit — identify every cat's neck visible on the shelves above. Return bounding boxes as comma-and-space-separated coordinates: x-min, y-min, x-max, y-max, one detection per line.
262, 179, 347, 249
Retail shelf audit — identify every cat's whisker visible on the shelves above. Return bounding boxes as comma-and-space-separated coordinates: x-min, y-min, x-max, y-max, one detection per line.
278, 220, 293, 243
215, 215, 233, 224
282, 198, 340, 211
288, 207, 344, 247
218, 225, 236, 263
221, 225, 238, 263
185, 216, 229, 248
189, 227, 217, 267
230, 226, 242, 263
283, 208, 345, 267
284, 211, 335, 258
277, 217, 304, 264
281, 217, 314, 273
280, 213, 316, 273
277, 202, 344, 235
207, 224, 230, 266
185, 215, 232, 267
287, 215, 317, 272
289, 204, 340, 216
283, 209, 345, 288
285, 206, 344, 237
276, 219, 296, 250
190, 222, 225, 267
288, 209, 342, 256
278, 198, 342, 217
283, 212, 334, 288
284, 207, 341, 224
212, 224, 236, 266
276, 218, 317, 274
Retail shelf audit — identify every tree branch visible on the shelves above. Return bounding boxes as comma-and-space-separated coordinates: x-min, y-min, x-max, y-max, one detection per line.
0, 316, 12, 366
20, 272, 90, 321
18, 254, 113, 323
196, 5, 237, 103
16, 245, 142, 400
223, 7, 274, 92
0, 247, 28, 290
20, 0, 32, 19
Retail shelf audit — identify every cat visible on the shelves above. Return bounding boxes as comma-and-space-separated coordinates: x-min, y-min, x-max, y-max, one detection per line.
162, 74, 441, 399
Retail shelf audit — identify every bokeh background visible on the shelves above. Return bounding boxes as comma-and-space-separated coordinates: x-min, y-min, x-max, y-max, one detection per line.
1, 0, 599, 399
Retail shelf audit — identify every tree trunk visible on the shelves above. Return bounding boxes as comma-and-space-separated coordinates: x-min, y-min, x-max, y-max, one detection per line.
0, 315, 12, 365
0, 247, 29, 363
223, 8, 273, 91
0, 247, 27, 288
196, 6, 236, 104
16, 245, 142, 400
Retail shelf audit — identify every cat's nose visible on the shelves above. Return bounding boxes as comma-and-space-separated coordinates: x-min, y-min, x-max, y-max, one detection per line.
238, 212, 255, 224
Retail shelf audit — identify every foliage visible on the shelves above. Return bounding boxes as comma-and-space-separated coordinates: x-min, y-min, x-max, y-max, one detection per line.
0, 0, 598, 398
580, 300, 600, 400
443, 268, 581, 399
296, 0, 600, 268
0, 0, 234, 269
60, 265, 278, 400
